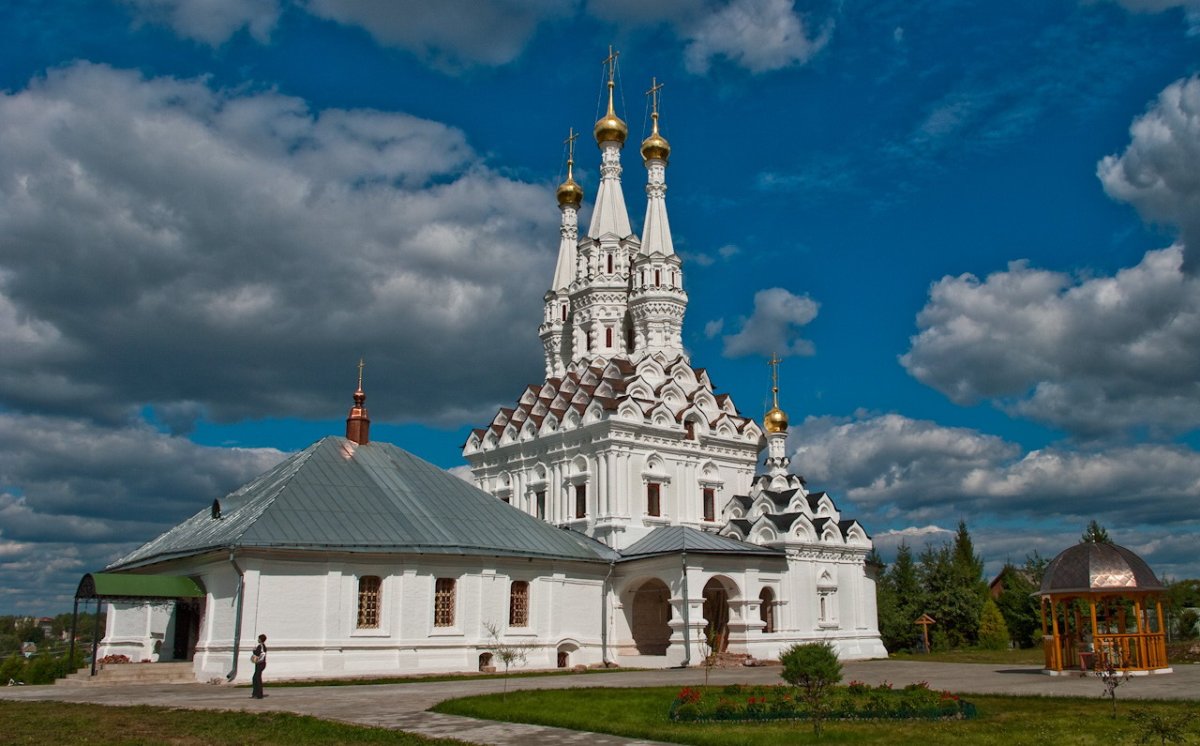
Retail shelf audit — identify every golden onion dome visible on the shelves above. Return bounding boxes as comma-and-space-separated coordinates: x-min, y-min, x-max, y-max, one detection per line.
556, 161, 583, 209
764, 406, 789, 434
594, 83, 628, 146
640, 113, 670, 163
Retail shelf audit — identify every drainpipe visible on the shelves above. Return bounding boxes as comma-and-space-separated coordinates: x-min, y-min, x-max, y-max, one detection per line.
601, 559, 615, 666
680, 550, 691, 667
226, 551, 245, 682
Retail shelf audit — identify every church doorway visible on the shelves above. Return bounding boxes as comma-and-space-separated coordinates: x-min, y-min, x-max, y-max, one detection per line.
171, 598, 203, 661
703, 577, 732, 653
630, 578, 672, 655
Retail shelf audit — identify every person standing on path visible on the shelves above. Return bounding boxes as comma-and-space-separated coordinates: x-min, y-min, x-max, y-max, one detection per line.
250, 634, 268, 699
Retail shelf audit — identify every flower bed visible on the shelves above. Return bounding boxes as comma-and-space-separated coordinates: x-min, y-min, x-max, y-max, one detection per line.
669, 681, 977, 722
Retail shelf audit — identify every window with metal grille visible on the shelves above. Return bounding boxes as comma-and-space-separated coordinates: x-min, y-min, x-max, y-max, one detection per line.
509, 581, 530, 627
357, 575, 381, 628
434, 578, 456, 627
575, 484, 586, 519
646, 482, 661, 517
703, 487, 716, 522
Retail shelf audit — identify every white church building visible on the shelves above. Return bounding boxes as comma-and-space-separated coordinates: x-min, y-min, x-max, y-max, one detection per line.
90, 62, 886, 683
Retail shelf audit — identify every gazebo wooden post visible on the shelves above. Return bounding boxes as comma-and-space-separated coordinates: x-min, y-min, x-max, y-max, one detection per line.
1133, 597, 1145, 668
1049, 598, 1062, 671
1155, 599, 1167, 667
1088, 600, 1099, 671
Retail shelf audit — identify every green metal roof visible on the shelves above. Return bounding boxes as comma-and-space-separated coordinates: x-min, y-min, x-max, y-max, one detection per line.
620, 525, 783, 560
77, 572, 204, 600
109, 437, 618, 570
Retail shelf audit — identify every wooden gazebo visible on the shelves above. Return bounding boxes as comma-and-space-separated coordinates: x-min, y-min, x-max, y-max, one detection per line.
1038, 542, 1171, 675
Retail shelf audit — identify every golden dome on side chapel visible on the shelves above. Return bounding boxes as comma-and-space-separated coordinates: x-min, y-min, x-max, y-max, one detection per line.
556, 160, 584, 209
640, 113, 670, 163
764, 406, 789, 434
763, 353, 788, 433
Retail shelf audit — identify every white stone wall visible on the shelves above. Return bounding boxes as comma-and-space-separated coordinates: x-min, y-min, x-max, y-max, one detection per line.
100, 553, 615, 682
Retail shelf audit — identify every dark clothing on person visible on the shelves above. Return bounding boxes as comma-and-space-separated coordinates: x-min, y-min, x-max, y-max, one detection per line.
251, 642, 267, 698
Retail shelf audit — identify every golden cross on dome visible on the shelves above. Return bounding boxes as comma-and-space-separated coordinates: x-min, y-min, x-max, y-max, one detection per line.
768, 353, 782, 407
646, 77, 664, 116
564, 127, 578, 163
356, 357, 365, 390
602, 45, 619, 86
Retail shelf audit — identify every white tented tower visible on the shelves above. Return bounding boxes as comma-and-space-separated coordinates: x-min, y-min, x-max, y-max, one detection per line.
466, 58, 763, 550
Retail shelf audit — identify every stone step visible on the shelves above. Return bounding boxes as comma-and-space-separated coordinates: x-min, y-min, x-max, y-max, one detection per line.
57, 662, 197, 685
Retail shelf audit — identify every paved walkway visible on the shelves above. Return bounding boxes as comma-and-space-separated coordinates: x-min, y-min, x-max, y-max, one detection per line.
2, 661, 1196, 745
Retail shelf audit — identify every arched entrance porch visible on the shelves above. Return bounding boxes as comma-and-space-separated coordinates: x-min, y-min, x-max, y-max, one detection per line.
629, 578, 672, 655
702, 577, 736, 653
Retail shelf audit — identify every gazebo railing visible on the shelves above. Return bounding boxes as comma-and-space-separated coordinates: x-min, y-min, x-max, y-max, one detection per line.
1044, 632, 1168, 672
1094, 632, 1167, 671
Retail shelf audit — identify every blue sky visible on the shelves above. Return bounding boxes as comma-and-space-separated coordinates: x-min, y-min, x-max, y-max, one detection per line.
1, 0, 1199, 615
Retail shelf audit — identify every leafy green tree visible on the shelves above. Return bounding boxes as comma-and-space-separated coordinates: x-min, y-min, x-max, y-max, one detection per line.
877, 544, 924, 652
995, 552, 1048, 648
780, 642, 842, 737
1081, 520, 1112, 544
920, 540, 982, 647
1176, 609, 1199, 641
977, 598, 1011, 650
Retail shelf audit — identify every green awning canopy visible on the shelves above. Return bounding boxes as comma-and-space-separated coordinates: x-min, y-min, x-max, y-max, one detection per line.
76, 572, 204, 601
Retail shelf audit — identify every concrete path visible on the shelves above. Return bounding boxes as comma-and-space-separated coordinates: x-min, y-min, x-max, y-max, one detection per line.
2, 661, 1196, 745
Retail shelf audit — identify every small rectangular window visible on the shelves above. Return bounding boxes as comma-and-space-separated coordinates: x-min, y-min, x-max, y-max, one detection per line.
703, 488, 715, 522
575, 484, 587, 519
685, 421, 696, 440
509, 581, 530, 627
434, 578, 456, 627
647, 482, 661, 517
536, 490, 546, 520
655, 269, 661, 286
357, 575, 381, 629
606, 327, 613, 347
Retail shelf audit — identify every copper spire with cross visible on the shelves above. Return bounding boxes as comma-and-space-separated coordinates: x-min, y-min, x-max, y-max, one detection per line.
346, 357, 371, 445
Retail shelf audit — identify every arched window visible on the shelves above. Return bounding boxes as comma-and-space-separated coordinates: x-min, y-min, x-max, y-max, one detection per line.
685, 420, 696, 440
509, 581, 530, 627
759, 587, 776, 633
655, 269, 661, 286
536, 490, 546, 520
607, 254, 614, 274
434, 578, 456, 627
561, 304, 567, 321
605, 327, 613, 348
479, 652, 494, 671
575, 484, 587, 519
357, 575, 381, 629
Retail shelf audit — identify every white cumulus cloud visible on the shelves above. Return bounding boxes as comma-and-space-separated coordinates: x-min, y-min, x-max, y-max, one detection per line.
0, 63, 554, 428
718, 287, 819, 358
900, 246, 1200, 437
123, 0, 282, 45
1098, 75, 1200, 273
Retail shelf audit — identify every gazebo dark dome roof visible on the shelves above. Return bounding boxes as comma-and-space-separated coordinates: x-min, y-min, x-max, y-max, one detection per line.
1040, 542, 1164, 595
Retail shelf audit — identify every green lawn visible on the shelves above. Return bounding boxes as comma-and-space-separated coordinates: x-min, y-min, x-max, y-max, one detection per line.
0, 701, 471, 746
432, 686, 1199, 746
266, 665, 632, 688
